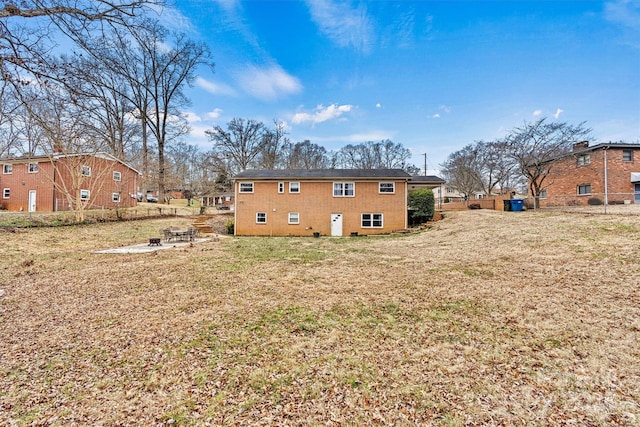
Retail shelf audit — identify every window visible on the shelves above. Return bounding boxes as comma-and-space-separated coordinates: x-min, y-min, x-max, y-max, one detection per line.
333, 182, 355, 197
112, 192, 121, 203
81, 165, 92, 176
379, 182, 395, 193
289, 182, 300, 193
28, 163, 39, 173
3, 188, 9, 199
539, 189, 547, 199
3, 164, 12, 174
80, 189, 90, 200
623, 150, 633, 162
256, 212, 267, 223
361, 213, 383, 228
577, 184, 591, 195
576, 154, 590, 166
239, 182, 254, 193
113, 171, 122, 181
278, 182, 284, 193
288, 212, 300, 224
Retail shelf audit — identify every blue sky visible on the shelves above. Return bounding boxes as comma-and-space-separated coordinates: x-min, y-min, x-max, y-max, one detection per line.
160, 0, 640, 173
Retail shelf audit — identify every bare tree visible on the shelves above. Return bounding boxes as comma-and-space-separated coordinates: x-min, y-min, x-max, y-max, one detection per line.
338, 140, 411, 169
440, 144, 482, 201
283, 140, 329, 169
206, 118, 268, 175
505, 118, 591, 208
475, 140, 517, 195
257, 120, 289, 169
1, 0, 160, 84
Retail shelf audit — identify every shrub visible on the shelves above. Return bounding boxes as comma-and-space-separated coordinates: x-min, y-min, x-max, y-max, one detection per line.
408, 189, 435, 224
468, 203, 481, 209
588, 197, 602, 206
225, 219, 235, 235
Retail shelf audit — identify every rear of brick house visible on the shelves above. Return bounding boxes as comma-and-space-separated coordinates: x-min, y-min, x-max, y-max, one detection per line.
1, 153, 140, 212
534, 142, 640, 207
233, 169, 411, 237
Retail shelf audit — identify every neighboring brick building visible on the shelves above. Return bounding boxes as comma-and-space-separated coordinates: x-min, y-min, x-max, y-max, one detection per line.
1, 152, 140, 212
534, 142, 640, 207
233, 169, 411, 236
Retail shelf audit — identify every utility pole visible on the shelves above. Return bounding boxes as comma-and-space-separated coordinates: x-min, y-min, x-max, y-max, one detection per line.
423, 153, 427, 176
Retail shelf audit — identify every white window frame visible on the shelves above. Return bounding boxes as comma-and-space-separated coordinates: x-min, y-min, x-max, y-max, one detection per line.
239, 182, 254, 193
80, 189, 90, 200
256, 212, 267, 224
113, 171, 122, 181
3, 164, 12, 174
112, 192, 121, 203
3, 188, 9, 199
28, 163, 39, 173
577, 184, 591, 195
289, 181, 300, 193
81, 165, 92, 177
576, 154, 590, 166
361, 213, 383, 228
333, 182, 355, 197
278, 182, 285, 193
288, 212, 300, 224
379, 182, 395, 193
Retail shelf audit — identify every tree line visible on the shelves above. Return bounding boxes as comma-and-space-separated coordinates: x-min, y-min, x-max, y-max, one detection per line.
1, 1, 419, 204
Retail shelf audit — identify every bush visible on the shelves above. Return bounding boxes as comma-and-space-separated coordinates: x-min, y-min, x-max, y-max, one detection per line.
588, 197, 602, 206
408, 189, 435, 224
225, 219, 235, 235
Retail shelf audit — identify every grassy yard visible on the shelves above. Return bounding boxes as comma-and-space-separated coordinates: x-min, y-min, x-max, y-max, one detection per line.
0, 210, 638, 425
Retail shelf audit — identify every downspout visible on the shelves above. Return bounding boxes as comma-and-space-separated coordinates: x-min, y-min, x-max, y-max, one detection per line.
603, 147, 608, 214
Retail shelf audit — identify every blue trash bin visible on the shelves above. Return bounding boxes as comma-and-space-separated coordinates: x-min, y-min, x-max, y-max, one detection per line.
510, 199, 524, 212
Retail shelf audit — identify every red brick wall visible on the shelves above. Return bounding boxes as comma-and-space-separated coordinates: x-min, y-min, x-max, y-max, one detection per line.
537, 148, 639, 206
1, 156, 139, 212
234, 179, 408, 236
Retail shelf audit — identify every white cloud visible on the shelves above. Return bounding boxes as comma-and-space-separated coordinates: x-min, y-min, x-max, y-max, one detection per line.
196, 77, 236, 96
305, 0, 374, 54
554, 108, 564, 119
376, 102, 382, 108
432, 113, 441, 119
182, 112, 202, 123
206, 108, 223, 120
439, 105, 451, 114
236, 65, 302, 101
533, 109, 543, 116
292, 104, 353, 125
605, 0, 640, 29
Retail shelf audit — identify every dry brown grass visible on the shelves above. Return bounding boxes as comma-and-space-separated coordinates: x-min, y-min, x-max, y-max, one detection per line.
1, 210, 639, 426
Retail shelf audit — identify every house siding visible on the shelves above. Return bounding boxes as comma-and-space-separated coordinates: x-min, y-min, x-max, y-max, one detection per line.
536, 146, 640, 206
234, 179, 408, 236
1, 154, 139, 212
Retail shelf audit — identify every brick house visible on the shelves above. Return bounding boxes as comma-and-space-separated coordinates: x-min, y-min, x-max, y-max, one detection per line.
1, 152, 140, 212
233, 169, 411, 236
534, 142, 640, 207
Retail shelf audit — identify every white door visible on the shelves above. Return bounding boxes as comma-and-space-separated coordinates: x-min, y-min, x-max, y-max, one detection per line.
28, 190, 37, 212
330, 213, 342, 237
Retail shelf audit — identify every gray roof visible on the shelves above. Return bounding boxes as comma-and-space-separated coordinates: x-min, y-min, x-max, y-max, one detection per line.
234, 168, 412, 180
409, 175, 445, 184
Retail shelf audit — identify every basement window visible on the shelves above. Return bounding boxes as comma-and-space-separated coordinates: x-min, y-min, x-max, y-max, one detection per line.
361, 213, 383, 228
3, 188, 9, 199
577, 184, 591, 195
256, 212, 267, 223
288, 212, 300, 224
112, 193, 121, 203
80, 189, 90, 200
